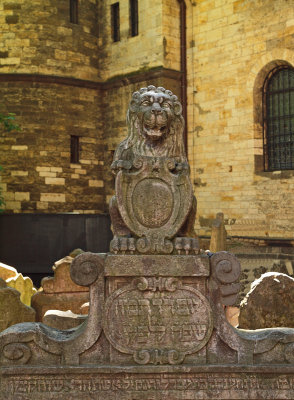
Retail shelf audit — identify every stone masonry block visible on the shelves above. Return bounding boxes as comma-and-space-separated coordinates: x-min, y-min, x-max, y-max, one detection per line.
11, 145, 28, 151
88, 180, 104, 187
40, 193, 66, 202
45, 177, 65, 185
11, 171, 28, 176
15, 192, 30, 201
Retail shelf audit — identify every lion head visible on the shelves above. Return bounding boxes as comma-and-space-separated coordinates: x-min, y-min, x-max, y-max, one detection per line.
119, 85, 186, 160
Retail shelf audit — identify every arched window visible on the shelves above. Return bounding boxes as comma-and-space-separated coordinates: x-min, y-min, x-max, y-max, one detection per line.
263, 66, 294, 171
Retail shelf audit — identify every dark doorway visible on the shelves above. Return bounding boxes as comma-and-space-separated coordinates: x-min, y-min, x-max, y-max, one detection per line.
0, 213, 112, 287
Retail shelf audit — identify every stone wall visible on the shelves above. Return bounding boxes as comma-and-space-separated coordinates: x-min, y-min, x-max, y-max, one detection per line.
186, 0, 294, 238
100, 0, 164, 80
0, 0, 100, 80
1, 0, 294, 239
0, 79, 105, 213
0, 0, 183, 215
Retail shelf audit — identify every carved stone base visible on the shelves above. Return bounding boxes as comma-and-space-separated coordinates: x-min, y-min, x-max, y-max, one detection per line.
1, 365, 294, 399
1, 251, 294, 400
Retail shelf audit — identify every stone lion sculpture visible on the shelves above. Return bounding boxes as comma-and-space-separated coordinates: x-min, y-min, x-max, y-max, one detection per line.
109, 85, 198, 254
112, 85, 186, 163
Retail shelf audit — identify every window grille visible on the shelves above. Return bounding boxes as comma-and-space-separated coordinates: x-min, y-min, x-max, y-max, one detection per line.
129, 0, 138, 37
70, 135, 79, 163
111, 3, 120, 42
263, 66, 294, 171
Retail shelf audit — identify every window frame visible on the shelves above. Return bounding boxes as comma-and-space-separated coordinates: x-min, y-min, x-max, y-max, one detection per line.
70, 135, 80, 164
129, 0, 138, 37
69, 0, 78, 24
111, 2, 120, 42
262, 65, 294, 171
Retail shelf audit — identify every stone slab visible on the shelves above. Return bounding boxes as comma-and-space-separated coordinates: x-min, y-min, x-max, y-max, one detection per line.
1, 365, 294, 399
105, 254, 210, 276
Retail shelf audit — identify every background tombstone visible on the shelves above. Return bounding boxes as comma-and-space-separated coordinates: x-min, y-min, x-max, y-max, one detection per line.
31, 253, 89, 322
6, 273, 37, 306
0, 278, 35, 332
239, 272, 294, 329
209, 212, 227, 252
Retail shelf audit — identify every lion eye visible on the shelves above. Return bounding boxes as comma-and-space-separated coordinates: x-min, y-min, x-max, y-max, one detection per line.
162, 102, 170, 108
141, 100, 150, 106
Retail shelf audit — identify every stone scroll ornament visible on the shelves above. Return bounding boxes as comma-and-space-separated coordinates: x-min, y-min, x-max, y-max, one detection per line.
0, 253, 105, 366
109, 85, 199, 255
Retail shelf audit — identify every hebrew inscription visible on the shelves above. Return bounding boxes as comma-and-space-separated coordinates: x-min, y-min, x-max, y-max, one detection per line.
2, 372, 294, 400
103, 277, 213, 364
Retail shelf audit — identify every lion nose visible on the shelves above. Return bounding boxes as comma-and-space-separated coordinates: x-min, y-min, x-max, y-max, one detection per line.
151, 103, 162, 115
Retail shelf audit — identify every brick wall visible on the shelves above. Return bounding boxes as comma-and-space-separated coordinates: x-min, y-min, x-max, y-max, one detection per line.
186, 0, 294, 238
0, 0, 100, 81
1, 0, 293, 239
0, 80, 105, 213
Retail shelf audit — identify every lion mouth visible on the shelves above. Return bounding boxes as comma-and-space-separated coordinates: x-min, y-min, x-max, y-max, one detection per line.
143, 116, 168, 141
143, 124, 168, 140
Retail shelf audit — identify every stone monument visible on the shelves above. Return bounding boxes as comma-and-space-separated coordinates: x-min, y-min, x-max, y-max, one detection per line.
0, 86, 294, 399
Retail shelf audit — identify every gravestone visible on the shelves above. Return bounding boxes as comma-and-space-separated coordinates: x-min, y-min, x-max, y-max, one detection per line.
239, 272, 294, 329
0, 86, 294, 399
31, 254, 89, 322
209, 212, 227, 252
0, 278, 35, 332
0, 262, 17, 281
43, 309, 87, 330
6, 273, 37, 306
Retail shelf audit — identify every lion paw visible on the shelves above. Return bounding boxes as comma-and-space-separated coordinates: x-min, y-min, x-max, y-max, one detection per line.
174, 237, 199, 255
110, 236, 136, 254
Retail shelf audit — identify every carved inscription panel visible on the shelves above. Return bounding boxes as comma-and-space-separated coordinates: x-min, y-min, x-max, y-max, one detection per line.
1, 371, 294, 400
103, 277, 213, 364
132, 178, 174, 228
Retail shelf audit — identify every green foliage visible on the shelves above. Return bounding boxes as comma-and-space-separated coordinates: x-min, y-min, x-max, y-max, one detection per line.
0, 111, 20, 212
0, 112, 20, 132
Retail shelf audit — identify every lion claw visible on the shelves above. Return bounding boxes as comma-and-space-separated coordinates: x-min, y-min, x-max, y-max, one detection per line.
174, 237, 199, 255
110, 236, 136, 254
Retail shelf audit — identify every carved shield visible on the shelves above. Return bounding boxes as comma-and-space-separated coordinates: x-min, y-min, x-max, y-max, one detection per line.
116, 157, 193, 251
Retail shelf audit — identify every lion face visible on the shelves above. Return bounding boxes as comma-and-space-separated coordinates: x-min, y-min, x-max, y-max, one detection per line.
129, 86, 182, 144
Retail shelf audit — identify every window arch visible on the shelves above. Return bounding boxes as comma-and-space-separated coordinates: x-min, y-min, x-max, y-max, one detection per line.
263, 66, 294, 171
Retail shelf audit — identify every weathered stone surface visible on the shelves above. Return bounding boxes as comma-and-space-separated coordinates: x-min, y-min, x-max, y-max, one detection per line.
239, 272, 294, 329
31, 255, 89, 321
225, 305, 240, 328
42, 256, 88, 293
6, 273, 37, 306
0, 278, 35, 332
209, 212, 227, 252
109, 86, 198, 255
1, 367, 294, 399
43, 310, 87, 330
0, 262, 17, 281
104, 254, 209, 276
0, 88, 294, 399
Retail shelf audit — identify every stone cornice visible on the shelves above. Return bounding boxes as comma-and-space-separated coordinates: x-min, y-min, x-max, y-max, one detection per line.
0, 67, 182, 91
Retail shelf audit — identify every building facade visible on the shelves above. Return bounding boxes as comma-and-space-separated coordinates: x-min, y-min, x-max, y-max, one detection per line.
0, 0, 294, 239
